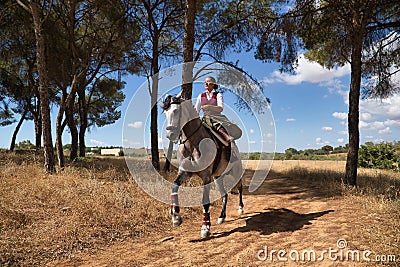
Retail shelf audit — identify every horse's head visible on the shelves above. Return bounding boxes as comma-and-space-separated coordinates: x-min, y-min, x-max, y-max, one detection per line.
161, 95, 184, 142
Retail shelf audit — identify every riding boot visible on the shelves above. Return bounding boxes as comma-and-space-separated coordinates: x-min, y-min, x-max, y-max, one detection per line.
218, 127, 234, 142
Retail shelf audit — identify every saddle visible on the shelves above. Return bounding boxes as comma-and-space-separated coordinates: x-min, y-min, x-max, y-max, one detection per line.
202, 122, 239, 173
201, 122, 229, 147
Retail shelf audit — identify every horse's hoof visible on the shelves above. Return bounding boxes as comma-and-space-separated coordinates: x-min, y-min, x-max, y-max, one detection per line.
200, 228, 211, 239
238, 207, 244, 215
217, 217, 225, 224
172, 213, 182, 227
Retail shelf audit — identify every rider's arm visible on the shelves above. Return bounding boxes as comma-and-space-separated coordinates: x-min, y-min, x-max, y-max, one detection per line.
194, 94, 202, 113
202, 92, 223, 114
202, 105, 223, 113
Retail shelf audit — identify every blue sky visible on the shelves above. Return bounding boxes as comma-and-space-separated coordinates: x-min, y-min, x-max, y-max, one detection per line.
1, 52, 399, 153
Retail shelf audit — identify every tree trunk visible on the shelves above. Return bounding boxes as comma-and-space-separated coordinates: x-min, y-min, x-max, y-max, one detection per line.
78, 89, 87, 157
9, 108, 28, 151
149, 17, 160, 170
56, 94, 66, 168
30, 1, 55, 173
181, 0, 196, 100
163, 0, 197, 172
150, 72, 160, 171
79, 126, 86, 157
34, 112, 42, 150
163, 138, 174, 172
66, 98, 78, 161
345, 23, 363, 186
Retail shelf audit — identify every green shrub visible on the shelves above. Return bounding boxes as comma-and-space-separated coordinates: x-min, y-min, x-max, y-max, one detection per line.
358, 143, 399, 170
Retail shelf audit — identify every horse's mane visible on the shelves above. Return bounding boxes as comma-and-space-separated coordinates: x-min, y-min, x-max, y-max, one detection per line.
161, 95, 181, 111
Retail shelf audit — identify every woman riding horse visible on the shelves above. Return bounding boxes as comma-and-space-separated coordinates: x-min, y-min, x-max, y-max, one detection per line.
162, 88, 244, 239
194, 76, 242, 143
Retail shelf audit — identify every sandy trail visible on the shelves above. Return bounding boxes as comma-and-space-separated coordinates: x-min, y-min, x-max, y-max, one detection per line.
56, 171, 380, 267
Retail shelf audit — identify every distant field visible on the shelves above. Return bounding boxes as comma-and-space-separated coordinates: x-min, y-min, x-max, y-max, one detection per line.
243, 159, 346, 171
166, 158, 346, 172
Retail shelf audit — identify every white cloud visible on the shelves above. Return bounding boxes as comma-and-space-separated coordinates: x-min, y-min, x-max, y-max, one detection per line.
360, 113, 373, 121
286, 118, 296, 122
338, 130, 348, 135
337, 138, 345, 143
322, 126, 333, 132
333, 112, 347, 120
261, 140, 274, 144
384, 119, 400, 127
249, 129, 255, 134
128, 121, 143, 128
360, 119, 400, 132
360, 95, 400, 121
249, 140, 256, 144
360, 121, 385, 131
357, 95, 400, 134
316, 137, 330, 146
378, 127, 392, 134
264, 54, 350, 85
90, 139, 106, 146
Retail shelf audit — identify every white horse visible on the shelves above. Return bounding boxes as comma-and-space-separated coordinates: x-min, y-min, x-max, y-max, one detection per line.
162, 95, 244, 239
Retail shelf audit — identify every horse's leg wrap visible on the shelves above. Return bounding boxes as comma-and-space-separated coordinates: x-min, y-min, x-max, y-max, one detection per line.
170, 193, 180, 214
202, 211, 211, 227
170, 193, 182, 227
200, 211, 211, 238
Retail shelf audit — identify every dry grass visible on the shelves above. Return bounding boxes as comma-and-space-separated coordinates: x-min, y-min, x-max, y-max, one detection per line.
1, 153, 399, 266
0, 150, 177, 266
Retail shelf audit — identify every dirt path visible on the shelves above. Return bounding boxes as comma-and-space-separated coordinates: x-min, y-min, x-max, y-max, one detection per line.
56, 173, 383, 266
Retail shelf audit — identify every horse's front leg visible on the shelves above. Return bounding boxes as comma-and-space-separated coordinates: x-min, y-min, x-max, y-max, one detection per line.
201, 182, 211, 239
171, 171, 187, 227
237, 178, 244, 215
215, 176, 227, 224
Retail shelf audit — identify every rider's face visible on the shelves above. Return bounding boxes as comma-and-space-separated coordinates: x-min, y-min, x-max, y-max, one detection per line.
204, 79, 215, 91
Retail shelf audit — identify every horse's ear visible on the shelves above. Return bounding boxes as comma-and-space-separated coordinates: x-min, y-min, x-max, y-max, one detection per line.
171, 96, 181, 103
160, 95, 171, 109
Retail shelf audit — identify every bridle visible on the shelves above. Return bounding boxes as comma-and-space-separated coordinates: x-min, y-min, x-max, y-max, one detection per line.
166, 98, 203, 145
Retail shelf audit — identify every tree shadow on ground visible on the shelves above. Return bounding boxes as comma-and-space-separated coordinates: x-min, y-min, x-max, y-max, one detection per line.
190, 208, 334, 242
240, 169, 342, 200
242, 167, 400, 202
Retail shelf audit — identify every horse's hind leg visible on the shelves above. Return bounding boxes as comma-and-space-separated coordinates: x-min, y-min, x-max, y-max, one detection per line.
215, 176, 227, 224
200, 183, 211, 239
237, 179, 244, 215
